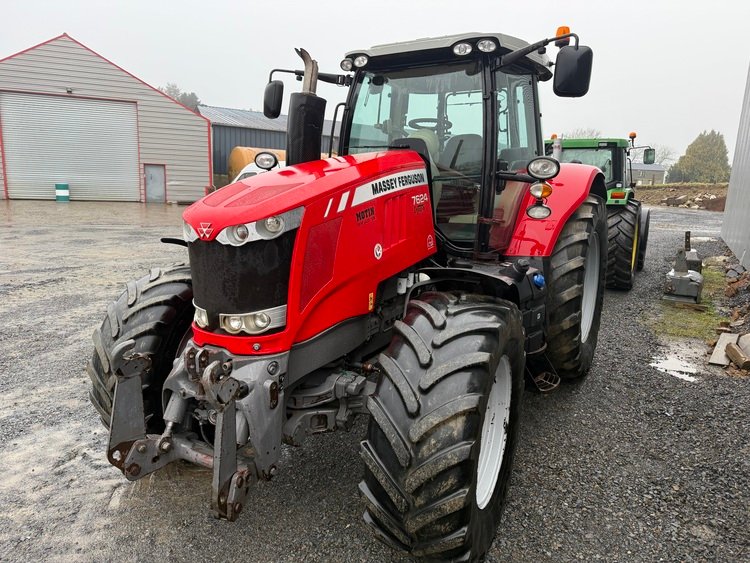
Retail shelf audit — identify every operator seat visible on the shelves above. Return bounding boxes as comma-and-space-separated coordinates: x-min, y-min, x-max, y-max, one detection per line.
439, 134, 483, 174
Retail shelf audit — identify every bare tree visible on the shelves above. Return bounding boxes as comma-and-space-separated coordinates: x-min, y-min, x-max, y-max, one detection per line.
561, 127, 602, 139
158, 82, 201, 113
654, 144, 676, 166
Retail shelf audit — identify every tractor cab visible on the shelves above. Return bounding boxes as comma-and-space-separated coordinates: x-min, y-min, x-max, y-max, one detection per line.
340, 33, 592, 256
265, 31, 593, 256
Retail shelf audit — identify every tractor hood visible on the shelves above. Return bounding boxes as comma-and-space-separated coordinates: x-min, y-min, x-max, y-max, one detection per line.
183, 151, 426, 240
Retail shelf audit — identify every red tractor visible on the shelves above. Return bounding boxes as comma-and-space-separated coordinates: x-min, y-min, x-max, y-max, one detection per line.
89, 29, 604, 561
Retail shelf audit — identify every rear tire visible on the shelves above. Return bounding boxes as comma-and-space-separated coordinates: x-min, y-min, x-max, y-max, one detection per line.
360, 292, 525, 561
636, 207, 650, 271
546, 195, 607, 380
87, 264, 193, 431
605, 199, 641, 290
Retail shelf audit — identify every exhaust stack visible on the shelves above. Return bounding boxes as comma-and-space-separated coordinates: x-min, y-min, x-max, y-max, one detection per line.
286, 48, 326, 166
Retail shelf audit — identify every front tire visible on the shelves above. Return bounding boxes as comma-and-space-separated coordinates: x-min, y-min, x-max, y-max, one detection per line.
605, 199, 641, 290
360, 292, 525, 561
87, 264, 194, 431
546, 195, 607, 380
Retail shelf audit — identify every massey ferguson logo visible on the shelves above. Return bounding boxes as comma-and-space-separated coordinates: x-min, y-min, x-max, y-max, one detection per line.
197, 222, 213, 239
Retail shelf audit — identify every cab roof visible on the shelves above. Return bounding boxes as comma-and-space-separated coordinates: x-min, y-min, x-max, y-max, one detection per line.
345, 32, 552, 79
544, 138, 630, 149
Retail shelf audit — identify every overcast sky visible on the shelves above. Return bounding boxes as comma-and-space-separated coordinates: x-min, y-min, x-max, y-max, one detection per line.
2, 0, 749, 162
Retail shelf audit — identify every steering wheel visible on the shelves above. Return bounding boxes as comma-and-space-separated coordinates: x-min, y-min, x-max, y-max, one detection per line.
408, 118, 453, 131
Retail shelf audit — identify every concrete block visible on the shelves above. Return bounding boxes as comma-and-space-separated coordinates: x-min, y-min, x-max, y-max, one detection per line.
709, 333, 739, 366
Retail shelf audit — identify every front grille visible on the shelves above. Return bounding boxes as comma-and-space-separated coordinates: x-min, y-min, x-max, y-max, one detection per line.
189, 230, 297, 329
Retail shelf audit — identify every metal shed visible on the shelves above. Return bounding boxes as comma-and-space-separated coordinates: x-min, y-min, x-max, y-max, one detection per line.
198, 105, 340, 175
0, 34, 211, 203
722, 64, 750, 268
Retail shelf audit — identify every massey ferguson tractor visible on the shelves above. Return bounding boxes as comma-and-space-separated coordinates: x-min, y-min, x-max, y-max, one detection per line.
545, 134, 654, 289
89, 29, 604, 561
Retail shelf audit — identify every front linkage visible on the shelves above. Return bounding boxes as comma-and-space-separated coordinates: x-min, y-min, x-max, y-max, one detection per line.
106, 335, 371, 521
107, 339, 276, 521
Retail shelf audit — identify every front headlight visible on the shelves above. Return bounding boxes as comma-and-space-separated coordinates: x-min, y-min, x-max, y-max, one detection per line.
219, 305, 287, 335
194, 304, 209, 328
527, 157, 561, 180
215, 206, 304, 246
183, 220, 199, 242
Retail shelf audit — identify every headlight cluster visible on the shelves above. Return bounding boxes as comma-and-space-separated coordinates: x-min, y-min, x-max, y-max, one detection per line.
194, 303, 287, 336
340, 55, 368, 71
208, 206, 303, 247
453, 38, 498, 56
525, 157, 558, 220
219, 305, 287, 335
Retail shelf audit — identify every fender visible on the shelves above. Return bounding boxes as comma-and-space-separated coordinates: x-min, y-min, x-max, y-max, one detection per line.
505, 163, 606, 257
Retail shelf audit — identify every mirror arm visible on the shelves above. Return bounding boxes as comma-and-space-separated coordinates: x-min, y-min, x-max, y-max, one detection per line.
500, 33, 579, 68
268, 68, 350, 86
496, 170, 535, 183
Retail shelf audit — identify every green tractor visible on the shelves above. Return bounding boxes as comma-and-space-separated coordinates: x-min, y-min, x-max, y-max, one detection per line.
545, 133, 654, 290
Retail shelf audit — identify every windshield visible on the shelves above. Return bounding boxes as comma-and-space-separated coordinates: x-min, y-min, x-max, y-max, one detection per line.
556, 147, 615, 183
346, 62, 539, 248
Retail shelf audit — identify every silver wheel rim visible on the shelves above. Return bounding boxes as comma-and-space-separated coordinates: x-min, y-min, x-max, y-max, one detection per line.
475, 355, 512, 510
581, 233, 600, 344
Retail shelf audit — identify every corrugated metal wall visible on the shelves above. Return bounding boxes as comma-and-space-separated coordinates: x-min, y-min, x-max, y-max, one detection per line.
212, 125, 286, 175
722, 65, 750, 268
211, 125, 338, 175
1, 92, 140, 200
0, 34, 210, 202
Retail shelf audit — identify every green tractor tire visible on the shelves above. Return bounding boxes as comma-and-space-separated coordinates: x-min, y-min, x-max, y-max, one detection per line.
636, 207, 651, 272
605, 199, 641, 290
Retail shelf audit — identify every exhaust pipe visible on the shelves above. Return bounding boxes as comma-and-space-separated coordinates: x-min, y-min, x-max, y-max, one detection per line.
286, 48, 326, 166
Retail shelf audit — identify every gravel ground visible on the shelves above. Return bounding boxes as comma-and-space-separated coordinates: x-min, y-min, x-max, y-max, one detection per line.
0, 201, 747, 562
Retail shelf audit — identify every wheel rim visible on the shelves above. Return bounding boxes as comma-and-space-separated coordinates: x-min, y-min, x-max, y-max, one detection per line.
581, 233, 600, 344
476, 355, 512, 510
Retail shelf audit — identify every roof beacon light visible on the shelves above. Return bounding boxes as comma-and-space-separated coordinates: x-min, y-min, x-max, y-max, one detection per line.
629, 131, 637, 140
353, 55, 369, 68
340, 58, 353, 71
477, 39, 497, 53
555, 26, 571, 47
453, 42, 473, 56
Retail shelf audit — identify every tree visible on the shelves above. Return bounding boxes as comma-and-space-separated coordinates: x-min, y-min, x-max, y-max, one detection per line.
667, 130, 731, 183
158, 83, 201, 112
562, 127, 602, 139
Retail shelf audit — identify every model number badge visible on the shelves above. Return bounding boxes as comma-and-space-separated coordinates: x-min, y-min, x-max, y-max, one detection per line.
412, 193, 429, 213
374, 243, 383, 260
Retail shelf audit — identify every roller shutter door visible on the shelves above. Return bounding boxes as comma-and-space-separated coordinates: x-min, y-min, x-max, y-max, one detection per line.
0, 92, 139, 200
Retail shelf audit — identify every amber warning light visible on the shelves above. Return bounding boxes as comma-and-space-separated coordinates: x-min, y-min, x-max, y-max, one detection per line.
555, 26, 571, 47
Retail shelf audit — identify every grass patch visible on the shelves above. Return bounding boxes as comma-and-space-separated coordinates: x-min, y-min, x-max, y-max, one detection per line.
648, 264, 726, 341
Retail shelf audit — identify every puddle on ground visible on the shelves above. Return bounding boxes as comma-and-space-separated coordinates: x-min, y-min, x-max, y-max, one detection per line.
650, 355, 699, 381
650, 340, 707, 382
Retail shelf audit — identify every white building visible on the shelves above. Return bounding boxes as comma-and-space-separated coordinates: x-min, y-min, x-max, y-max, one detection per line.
722, 64, 750, 268
0, 33, 211, 203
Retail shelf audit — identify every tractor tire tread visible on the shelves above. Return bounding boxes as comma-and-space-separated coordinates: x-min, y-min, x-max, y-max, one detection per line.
87, 263, 193, 432
361, 292, 525, 560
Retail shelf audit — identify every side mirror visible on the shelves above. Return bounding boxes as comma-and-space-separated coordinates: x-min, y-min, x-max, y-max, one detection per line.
553, 45, 593, 97
643, 148, 656, 165
263, 80, 284, 119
